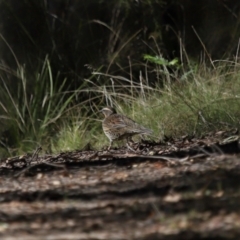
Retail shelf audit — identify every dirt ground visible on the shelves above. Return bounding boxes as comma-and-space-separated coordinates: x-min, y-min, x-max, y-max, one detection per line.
1, 130, 240, 240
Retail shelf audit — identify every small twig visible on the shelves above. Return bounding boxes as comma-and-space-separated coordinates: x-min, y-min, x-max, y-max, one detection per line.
197, 145, 222, 156
180, 153, 207, 161
14, 161, 65, 178
29, 146, 42, 164
209, 144, 224, 155
99, 153, 178, 164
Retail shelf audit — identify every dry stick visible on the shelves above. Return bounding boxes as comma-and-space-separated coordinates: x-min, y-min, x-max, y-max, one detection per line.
98, 153, 185, 163
182, 153, 208, 160
196, 145, 222, 156
208, 144, 224, 155
136, 155, 207, 164
14, 162, 66, 178
99, 152, 210, 166
29, 146, 42, 164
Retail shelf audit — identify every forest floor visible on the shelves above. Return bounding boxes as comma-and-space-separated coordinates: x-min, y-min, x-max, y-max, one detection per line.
1, 130, 240, 240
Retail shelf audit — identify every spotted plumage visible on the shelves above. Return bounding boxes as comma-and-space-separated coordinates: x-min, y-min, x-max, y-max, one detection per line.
101, 107, 153, 150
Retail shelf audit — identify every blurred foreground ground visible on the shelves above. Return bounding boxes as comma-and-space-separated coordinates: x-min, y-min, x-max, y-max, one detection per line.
0, 130, 240, 240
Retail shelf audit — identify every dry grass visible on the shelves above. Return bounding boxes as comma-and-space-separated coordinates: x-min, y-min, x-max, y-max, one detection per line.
1, 55, 240, 156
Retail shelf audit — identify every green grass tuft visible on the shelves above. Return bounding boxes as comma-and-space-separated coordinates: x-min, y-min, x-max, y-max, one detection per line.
1, 55, 240, 156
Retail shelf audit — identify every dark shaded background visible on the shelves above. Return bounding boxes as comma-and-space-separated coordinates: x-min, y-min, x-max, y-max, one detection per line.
0, 0, 240, 87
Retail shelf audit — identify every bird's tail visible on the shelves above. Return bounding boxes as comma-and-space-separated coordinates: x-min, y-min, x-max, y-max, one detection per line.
137, 125, 153, 135
142, 127, 153, 135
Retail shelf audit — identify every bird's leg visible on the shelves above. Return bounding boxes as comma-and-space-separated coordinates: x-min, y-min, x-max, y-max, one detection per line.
108, 140, 112, 150
140, 134, 146, 141
126, 142, 136, 152
126, 137, 136, 152
128, 137, 135, 144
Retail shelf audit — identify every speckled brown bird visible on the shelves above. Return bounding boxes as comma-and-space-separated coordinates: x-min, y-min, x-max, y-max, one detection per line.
101, 106, 153, 150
